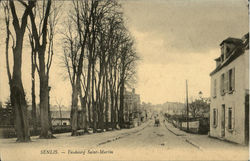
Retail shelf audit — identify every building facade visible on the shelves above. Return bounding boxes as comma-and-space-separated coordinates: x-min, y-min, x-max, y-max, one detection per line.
50, 111, 71, 126
162, 102, 185, 116
124, 88, 141, 126
209, 33, 249, 145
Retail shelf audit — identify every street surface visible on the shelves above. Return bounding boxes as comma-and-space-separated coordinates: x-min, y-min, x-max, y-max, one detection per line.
0, 117, 249, 161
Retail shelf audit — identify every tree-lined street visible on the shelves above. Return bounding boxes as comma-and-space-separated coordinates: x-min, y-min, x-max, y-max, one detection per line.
0, 0, 249, 160
0, 117, 248, 160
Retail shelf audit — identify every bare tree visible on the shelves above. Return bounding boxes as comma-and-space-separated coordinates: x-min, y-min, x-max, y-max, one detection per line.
118, 38, 139, 128
27, 25, 38, 134
3, 0, 35, 142
61, 0, 95, 136
27, 0, 59, 138
61, 0, 139, 134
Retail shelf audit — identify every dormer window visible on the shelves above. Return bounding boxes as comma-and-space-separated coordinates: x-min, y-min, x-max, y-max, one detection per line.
221, 53, 224, 62
225, 46, 230, 58
215, 57, 221, 67
221, 45, 224, 55
219, 37, 243, 63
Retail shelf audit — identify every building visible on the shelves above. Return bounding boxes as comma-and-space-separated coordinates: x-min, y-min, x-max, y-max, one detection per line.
162, 102, 185, 116
123, 88, 141, 126
209, 33, 249, 145
50, 110, 71, 126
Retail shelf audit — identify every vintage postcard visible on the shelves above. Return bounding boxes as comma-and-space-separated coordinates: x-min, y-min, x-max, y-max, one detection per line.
0, 0, 249, 160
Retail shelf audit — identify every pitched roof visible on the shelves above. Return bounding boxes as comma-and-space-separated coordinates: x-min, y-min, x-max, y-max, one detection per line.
220, 37, 243, 46
210, 33, 249, 76
210, 46, 244, 76
242, 33, 249, 50
51, 111, 70, 119
214, 57, 221, 61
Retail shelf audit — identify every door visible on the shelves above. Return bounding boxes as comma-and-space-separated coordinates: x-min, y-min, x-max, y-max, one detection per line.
221, 104, 225, 137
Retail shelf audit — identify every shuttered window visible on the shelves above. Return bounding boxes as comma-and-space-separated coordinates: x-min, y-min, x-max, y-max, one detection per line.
225, 71, 229, 93
227, 104, 235, 131
229, 68, 235, 93
213, 79, 217, 98
220, 73, 225, 95
213, 108, 218, 128
228, 108, 233, 130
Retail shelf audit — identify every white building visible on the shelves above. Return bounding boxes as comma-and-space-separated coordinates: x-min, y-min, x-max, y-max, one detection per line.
50, 111, 71, 126
209, 33, 249, 145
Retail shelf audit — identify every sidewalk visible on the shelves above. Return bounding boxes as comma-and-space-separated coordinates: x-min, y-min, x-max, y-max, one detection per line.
0, 120, 151, 149
164, 121, 249, 151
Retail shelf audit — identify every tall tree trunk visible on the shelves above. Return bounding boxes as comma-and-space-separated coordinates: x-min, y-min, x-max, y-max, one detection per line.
39, 68, 50, 138
12, 34, 30, 140
88, 98, 91, 124
110, 89, 115, 129
31, 52, 37, 133
38, 48, 54, 138
100, 73, 106, 131
105, 73, 109, 130
11, 46, 30, 142
86, 54, 92, 127
71, 84, 79, 136
119, 79, 125, 128
79, 90, 88, 133
27, 0, 53, 139
91, 62, 97, 132
114, 91, 119, 128
96, 61, 103, 130
8, 0, 32, 142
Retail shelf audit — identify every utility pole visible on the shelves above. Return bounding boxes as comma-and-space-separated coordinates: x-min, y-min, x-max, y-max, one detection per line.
186, 80, 189, 132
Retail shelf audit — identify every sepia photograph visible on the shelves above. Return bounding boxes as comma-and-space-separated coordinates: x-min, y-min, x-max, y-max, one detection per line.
0, 0, 249, 160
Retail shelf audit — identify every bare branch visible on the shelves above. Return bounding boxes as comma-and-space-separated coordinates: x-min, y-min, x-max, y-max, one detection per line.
4, 2, 12, 82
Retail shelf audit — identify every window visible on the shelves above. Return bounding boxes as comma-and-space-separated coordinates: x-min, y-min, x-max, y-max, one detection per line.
221, 46, 224, 58
213, 79, 217, 98
228, 68, 235, 93
228, 108, 233, 130
213, 108, 217, 127
225, 46, 230, 58
221, 54, 224, 62
225, 71, 229, 93
220, 73, 225, 95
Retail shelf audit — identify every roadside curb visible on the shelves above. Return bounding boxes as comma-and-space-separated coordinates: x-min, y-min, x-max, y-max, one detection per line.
97, 121, 150, 146
185, 138, 203, 151
164, 122, 185, 136
164, 122, 203, 151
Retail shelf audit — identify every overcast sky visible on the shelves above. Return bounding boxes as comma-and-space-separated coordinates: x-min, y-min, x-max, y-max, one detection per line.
121, 0, 248, 104
0, 0, 249, 106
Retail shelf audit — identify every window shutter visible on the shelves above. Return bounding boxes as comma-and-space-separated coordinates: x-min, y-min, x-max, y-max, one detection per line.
220, 75, 223, 95
216, 108, 218, 127
225, 107, 228, 130
232, 103, 235, 130
232, 68, 235, 90
213, 109, 216, 126
225, 71, 229, 93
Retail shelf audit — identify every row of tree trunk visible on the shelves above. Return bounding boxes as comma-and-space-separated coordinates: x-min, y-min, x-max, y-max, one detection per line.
62, 0, 139, 136
3, 0, 139, 141
3, 0, 58, 141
